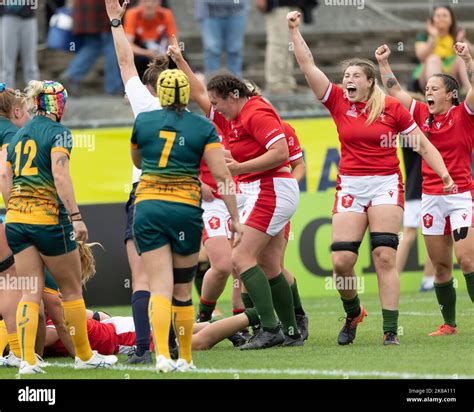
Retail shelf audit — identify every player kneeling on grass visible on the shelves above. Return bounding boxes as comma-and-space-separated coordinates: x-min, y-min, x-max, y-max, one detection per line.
130, 69, 242, 373
0, 81, 118, 374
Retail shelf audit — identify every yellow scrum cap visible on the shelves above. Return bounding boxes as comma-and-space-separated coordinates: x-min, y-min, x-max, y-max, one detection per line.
157, 69, 190, 107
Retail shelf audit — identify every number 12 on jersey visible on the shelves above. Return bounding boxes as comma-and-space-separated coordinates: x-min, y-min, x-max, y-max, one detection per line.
158, 131, 176, 168
14, 140, 38, 176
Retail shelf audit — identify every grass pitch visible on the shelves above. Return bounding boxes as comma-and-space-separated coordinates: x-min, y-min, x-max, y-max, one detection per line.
1, 275, 473, 380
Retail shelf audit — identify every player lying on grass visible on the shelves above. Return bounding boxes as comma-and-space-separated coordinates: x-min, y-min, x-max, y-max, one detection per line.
376, 42, 474, 336
43, 308, 261, 359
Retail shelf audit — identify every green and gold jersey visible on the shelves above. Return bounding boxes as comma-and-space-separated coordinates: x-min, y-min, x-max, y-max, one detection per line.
5, 116, 72, 225
0, 117, 18, 150
131, 109, 221, 207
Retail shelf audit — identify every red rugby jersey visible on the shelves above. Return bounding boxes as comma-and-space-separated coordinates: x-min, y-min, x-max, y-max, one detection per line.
46, 319, 118, 356
283, 121, 303, 163
409, 99, 474, 195
199, 122, 239, 199
210, 96, 290, 182
321, 83, 417, 176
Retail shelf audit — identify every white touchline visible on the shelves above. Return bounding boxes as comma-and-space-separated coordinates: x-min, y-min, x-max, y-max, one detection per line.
44, 362, 474, 379
317, 311, 474, 317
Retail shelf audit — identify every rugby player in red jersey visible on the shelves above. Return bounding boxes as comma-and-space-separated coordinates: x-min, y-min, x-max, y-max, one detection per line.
197, 122, 245, 323
168, 39, 303, 350
289, 10, 454, 346
377, 42, 474, 336
44, 308, 261, 357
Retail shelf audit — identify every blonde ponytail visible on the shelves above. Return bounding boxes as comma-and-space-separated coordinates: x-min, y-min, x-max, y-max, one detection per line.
24, 80, 68, 120
77, 242, 104, 287
366, 81, 385, 125
24, 80, 44, 103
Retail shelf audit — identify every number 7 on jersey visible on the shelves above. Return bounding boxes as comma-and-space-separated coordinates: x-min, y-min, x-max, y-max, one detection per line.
158, 131, 176, 168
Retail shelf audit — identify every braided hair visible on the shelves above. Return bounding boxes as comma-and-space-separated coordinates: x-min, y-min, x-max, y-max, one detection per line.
207, 74, 258, 99
426, 74, 459, 137
0, 83, 27, 120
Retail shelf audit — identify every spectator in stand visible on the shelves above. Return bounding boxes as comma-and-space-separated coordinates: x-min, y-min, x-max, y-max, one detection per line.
412, 5, 474, 92
46, 0, 66, 26
60, 0, 123, 95
195, 0, 249, 78
124, 0, 177, 79
128, 0, 170, 8
256, 0, 319, 95
0, 4, 40, 88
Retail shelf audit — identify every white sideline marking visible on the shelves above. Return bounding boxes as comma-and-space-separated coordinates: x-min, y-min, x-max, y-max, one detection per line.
45, 362, 474, 379
319, 311, 474, 317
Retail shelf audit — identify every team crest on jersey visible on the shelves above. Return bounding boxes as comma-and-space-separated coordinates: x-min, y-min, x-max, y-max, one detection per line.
341, 194, 354, 208
346, 105, 358, 118
208, 216, 221, 230
423, 213, 434, 229
435, 122, 441, 129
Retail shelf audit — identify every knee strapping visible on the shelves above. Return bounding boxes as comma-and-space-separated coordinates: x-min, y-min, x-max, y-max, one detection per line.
331, 241, 362, 255
370, 232, 399, 251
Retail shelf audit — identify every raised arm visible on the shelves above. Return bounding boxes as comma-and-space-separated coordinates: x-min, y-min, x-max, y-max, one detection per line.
105, 0, 139, 85
287, 11, 330, 100
167, 35, 211, 114
375, 44, 413, 109
454, 42, 474, 106
415, 21, 437, 62
405, 127, 454, 192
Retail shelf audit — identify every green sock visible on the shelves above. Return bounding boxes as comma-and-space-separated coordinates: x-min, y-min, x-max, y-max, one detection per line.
198, 297, 216, 322
382, 309, 399, 333
269, 273, 300, 337
244, 308, 260, 327
464, 272, 474, 303
194, 262, 209, 296
241, 292, 254, 309
434, 279, 456, 327
341, 294, 361, 318
290, 278, 305, 316
240, 266, 278, 330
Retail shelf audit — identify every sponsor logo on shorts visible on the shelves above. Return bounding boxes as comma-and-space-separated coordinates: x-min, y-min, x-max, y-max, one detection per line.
341, 194, 354, 208
208, 216, 221, 230
388, 190, 394, 198
423, 213, 434, 229
462, 213, 468, 221
227, 217, 232, 232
